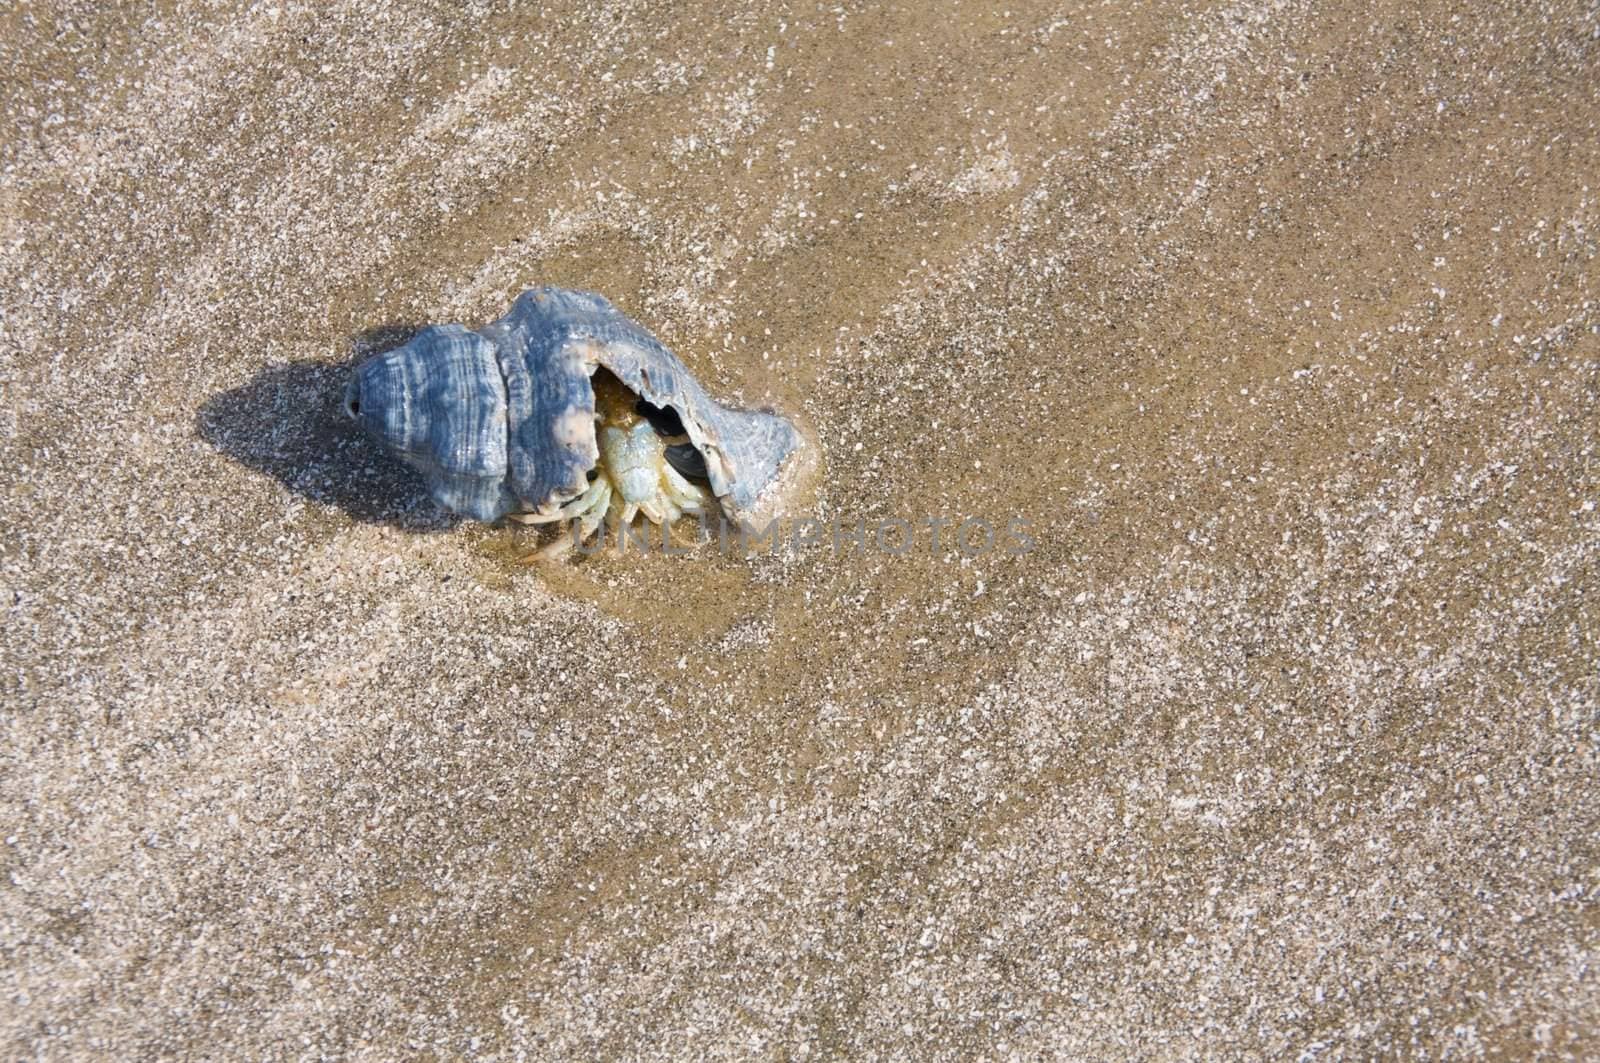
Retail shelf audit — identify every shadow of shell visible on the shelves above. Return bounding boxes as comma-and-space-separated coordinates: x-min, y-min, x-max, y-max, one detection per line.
195, 325, 463, 530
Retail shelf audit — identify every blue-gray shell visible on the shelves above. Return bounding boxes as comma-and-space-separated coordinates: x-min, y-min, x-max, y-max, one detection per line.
344, 287, 802, 527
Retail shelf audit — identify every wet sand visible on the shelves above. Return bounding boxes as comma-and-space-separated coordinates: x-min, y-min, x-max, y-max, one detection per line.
2, 0, 1597, 1057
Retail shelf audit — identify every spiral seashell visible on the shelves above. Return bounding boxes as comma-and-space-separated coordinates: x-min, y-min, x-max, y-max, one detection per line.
345, 287, 805, 532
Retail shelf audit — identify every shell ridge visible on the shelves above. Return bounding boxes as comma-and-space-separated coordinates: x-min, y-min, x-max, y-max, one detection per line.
345, 323, 515, 520
489, 294, 600, 512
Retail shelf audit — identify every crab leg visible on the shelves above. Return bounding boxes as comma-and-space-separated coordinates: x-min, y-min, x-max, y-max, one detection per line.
509, 476, 608, 525
574, 480, 612, 542
534, 478, 613, 558
663, 464, 713, 515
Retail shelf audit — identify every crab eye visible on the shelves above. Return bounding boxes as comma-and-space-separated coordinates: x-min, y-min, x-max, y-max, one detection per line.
346, 398, 361, 416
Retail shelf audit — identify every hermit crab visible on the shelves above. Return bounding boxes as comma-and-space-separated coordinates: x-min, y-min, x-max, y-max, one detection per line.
344, 287, 805, 554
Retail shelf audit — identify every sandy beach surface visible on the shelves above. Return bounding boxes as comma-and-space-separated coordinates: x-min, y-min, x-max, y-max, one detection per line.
3, 0, 1598, 1057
